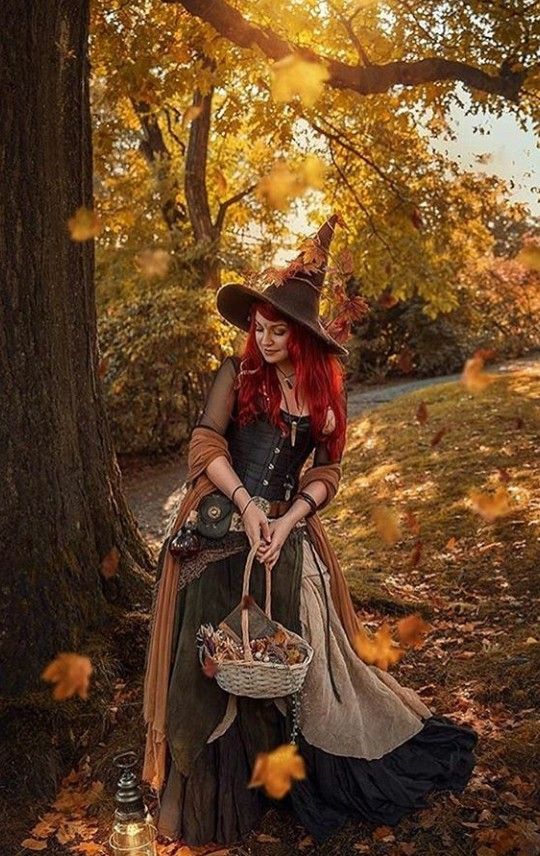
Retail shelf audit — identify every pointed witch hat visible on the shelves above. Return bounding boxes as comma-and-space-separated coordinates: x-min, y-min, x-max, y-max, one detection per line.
216, 213, 349, 356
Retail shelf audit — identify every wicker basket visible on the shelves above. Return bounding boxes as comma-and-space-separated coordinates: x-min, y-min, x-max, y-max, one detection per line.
214, 542, 313, 698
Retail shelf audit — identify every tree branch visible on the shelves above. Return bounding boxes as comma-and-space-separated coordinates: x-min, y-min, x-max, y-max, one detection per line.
164, 0, 527, 102
214, 182, 257, 233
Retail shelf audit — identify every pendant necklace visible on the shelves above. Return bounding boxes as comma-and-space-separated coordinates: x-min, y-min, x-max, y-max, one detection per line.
279, 378, 305, 449
276, 365, 296, 390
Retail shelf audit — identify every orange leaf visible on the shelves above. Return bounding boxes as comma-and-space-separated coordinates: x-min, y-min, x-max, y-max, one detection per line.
416, 401, 428, 424
468, 486, 513, 522
21, 842, 48, 851
430, 427, 447, 446
67, 207, 102, 241
397, 615, 431, 650
461, 355, 496, 393
372, 505, 401, 545
354, 623, 404, 671
249, 743, 306, 799
100, 546, 120, 579
182, 104, 202, 128
41, 653, 93, 701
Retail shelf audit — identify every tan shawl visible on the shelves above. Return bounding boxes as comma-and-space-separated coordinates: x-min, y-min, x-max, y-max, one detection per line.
142, 426, 367, 789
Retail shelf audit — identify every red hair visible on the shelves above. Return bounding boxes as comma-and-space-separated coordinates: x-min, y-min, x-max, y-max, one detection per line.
235, 300, 347, 461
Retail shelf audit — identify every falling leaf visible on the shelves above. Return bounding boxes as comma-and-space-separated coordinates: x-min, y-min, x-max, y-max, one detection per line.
42, 653, 93, 701
410, 208, 423, 230
354, 623, 404, 670
397, 615, 431, 649
461, 355, 496, 393
378, 291, 399, 309
215, 168, 228, 195
135, 248, 171, 278
100, 546, 120, 579
409, 540, 423, 567
298, 154, 327, 190
67, 207, 102, 241
397, 348, 414, 374
256, 161, 300, 211
445, 536, 458, 550
416, 401, 429, 424
403, 509, 421, 535
271, 54, 330, 107
431, 427, 447, 446
21, 841, 48, 851
372, 505, 401, 545
468, 486, 513, 522
182, 104, 203, 128
516, 244, 540, 271
249, 743, 306, 799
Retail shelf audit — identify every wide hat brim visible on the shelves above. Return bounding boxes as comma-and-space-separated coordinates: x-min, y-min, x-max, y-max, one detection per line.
216, 282, 349, 357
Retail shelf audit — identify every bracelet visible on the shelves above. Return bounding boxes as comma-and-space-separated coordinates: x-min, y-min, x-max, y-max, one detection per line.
231, 483, 245, 504
294, 491, 318, 517
240, 496, 254, 517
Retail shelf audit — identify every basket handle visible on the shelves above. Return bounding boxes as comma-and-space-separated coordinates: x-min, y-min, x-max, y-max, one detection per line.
241, 541, 272, 662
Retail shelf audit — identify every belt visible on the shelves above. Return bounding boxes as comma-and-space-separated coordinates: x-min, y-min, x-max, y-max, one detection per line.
229, 495, 306, 531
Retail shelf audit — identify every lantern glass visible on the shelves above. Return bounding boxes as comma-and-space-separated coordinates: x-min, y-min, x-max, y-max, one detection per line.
109, 813, 157, 856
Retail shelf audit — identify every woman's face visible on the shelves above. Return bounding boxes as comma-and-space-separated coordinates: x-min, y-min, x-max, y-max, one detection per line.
254, 310, 291, 365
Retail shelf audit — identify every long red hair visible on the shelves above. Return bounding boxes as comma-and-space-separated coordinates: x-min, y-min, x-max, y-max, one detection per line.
234, 300, 347, 461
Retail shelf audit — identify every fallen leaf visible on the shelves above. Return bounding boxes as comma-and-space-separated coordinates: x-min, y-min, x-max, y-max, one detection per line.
21, 841, 48, 852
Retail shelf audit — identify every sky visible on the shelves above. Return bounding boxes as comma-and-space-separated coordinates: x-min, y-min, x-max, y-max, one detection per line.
433, 95, 539, 216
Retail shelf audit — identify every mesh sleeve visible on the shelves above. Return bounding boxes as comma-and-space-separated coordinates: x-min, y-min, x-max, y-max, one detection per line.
195, 356, 238, 436
313, 385, 348, 466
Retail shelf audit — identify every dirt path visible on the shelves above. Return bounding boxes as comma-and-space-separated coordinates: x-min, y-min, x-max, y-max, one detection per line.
121, 354, 539, 554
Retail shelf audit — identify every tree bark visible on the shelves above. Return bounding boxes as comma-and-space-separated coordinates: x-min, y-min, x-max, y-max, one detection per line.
0, 0, 153, 697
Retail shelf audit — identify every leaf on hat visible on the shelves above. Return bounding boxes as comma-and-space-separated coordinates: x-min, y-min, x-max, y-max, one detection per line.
297, 237, 327, 268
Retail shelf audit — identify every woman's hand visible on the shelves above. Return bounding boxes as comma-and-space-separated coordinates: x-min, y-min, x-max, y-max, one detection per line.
241, 503, 272, 553
256, 516, 295, 571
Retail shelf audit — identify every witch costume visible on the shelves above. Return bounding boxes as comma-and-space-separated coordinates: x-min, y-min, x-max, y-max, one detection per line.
142, 215, 477, 846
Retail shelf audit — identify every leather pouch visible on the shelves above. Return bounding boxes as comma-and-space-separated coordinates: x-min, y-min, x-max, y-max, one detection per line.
196, 491, 235, 539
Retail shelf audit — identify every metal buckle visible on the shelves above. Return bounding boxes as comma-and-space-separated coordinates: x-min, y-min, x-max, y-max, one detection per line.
252, 495, 271, 514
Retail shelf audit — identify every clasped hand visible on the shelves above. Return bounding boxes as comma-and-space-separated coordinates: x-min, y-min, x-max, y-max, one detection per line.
242, 503, 293, 571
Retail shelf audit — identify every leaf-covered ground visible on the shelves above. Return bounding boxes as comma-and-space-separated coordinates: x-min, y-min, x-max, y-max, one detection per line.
9, 366, 539, 856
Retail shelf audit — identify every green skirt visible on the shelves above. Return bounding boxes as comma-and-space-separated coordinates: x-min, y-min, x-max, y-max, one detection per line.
157, 527, 305, 843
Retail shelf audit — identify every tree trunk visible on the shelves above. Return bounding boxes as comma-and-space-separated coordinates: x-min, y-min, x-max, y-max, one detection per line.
0, 0, 153, 697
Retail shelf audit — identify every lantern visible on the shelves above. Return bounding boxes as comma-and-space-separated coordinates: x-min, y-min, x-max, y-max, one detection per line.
109, 751, 157, 856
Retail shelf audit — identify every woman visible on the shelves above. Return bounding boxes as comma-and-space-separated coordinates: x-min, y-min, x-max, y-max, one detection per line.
142, 215, 477, 847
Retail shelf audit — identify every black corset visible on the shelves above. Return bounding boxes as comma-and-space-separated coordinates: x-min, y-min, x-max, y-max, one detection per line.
225, 410, 315, 501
